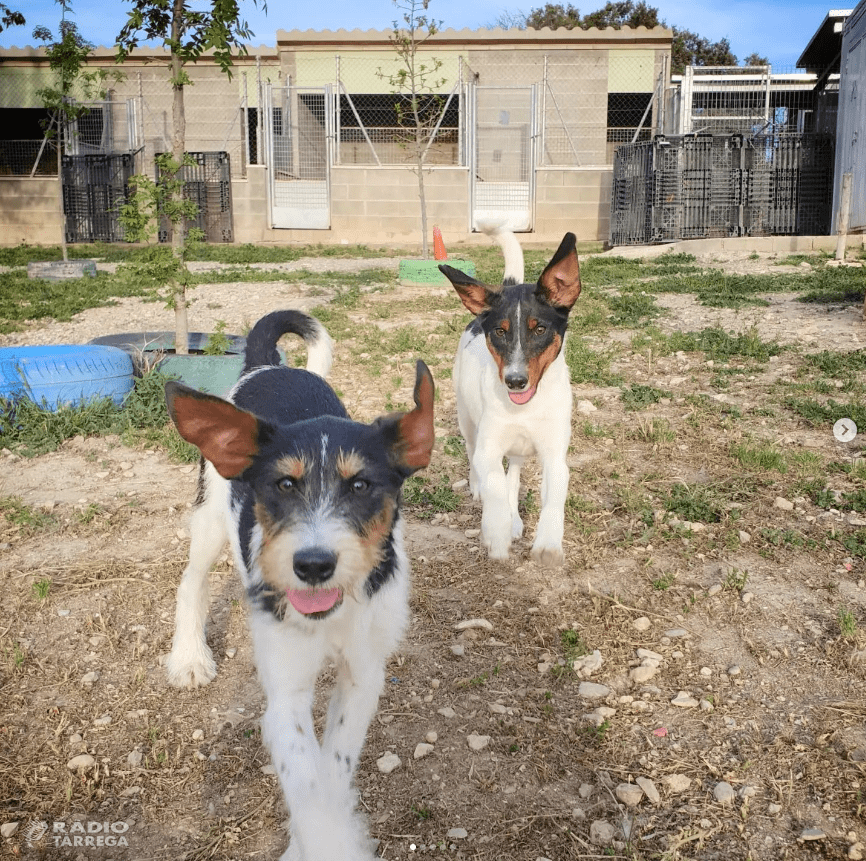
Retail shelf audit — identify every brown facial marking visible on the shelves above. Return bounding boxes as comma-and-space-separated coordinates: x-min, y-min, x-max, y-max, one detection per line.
359, 496, 396, 570
525, 333, 563, 389
337, 449, 367, 480
527, 317, 538, 330
485, 333, 508, 382
498, 319, 510, 332
253, 500, 278, 540
277, 455, 307, 481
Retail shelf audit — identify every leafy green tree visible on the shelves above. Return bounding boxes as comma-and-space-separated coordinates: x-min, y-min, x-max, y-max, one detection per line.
0, 3, 24, 32
518, 1, 745, 73
742, 52, 770, 67
115, 0, 263, 354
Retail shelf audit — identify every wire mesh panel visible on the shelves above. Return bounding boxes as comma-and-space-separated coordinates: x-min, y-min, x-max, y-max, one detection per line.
157, 151, 234, 243
611, 133, 834, 245
62, 152, 135, 243
266, 85, 330, 230
471, 85, 536, 232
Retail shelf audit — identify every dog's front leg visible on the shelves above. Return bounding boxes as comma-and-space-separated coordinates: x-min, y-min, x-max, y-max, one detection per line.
473, 438, 513, 559
531, 445, 569, 567
251, 616, 372, 861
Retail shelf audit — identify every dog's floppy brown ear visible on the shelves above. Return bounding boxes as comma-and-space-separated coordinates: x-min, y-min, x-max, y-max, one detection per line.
439, 264, 496, 316
537, 232, 581, 310
165, 381, 261, 479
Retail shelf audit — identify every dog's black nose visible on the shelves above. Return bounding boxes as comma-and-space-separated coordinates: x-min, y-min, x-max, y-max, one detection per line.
293, 549, 337, 584
505, 372, 529, 390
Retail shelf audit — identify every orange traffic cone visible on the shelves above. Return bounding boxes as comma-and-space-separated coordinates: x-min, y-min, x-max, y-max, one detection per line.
433, 226, 447, 261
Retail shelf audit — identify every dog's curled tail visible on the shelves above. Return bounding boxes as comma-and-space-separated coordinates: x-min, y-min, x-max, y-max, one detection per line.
242, 309, 333, 378
478, 219, 525, 285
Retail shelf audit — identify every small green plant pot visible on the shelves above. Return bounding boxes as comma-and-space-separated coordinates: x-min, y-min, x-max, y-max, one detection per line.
89, 332, 247, 397
399, 258, 476, 287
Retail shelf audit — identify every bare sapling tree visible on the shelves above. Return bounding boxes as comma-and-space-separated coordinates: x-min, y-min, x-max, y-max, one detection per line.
115, 0, 263, 354
378, 0, 447, 259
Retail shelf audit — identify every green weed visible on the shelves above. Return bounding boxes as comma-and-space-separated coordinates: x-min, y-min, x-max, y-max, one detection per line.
838, 607, 859, 638
621, 383, 672, 411
32, 578, 52, 601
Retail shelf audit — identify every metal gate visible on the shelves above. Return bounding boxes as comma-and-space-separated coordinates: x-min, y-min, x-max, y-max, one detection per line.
470, 85, 537, 232
265, 84, 332, 230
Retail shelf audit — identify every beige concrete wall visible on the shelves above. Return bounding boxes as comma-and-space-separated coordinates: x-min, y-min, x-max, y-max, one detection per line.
536, 168, 613, 242
0, 178, 63, 246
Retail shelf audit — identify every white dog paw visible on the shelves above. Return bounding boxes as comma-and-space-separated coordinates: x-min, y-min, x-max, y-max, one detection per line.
165, 646, 217, 688
511, 514, 524, 539
530, 544, 564, 568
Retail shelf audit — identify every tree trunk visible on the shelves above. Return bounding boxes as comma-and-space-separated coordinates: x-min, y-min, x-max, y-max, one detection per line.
170, 0, 189, 355
413, 102, 429, 259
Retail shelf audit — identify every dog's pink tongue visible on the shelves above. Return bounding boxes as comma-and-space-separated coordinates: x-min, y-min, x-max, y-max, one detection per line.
508, 386, 536, 405
287, 587, 342, 615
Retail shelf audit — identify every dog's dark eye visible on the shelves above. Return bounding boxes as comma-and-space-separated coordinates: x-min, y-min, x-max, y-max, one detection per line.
535, 325, 547, 335
350, 478, 370, 494
277, 477, 297, 493
494, 327, 506, 338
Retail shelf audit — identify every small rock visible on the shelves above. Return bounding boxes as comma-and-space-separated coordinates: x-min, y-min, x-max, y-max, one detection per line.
81, 671, 100, 685
437, 707, 457, 719
467, 733, 491, 751
451, 479, 469, 491
573, 649, 603, 677
615, 783, 643, 807
578, 682, 610, 700
425, 731, 438, 744
699, 667, 712, 677
662, 774, 691, 794
727, 665, 741, 676
665, 628, 689, 638
633, 617, 651, 632
636, 776, 660, 804
740, 785, 757, 799
775, 496, 794, 511
93, 714, 112, 727
578, 783, 595, 799
69, 733, 83, 745
707, 584, 723, 597
849, 841, 864, 860
464, 529, 480, 538
260, 764, 277, 775
630, 665, 657, 684
670, 691, 699, 708
738, 530, 751, 544
636, 647, 664, 661
488, 702, 507, 714
741, 592, 754, 605
714, 781, 736, 804
799, 827, 826, 842
192, 729, 204, 741
455, 618, 493, 632
450, 644, 465, 657
127, 749, 143, 767
67, 754, 96, 772
414, 743, 435, 760
589, 820, 616, 846
768, 803, 782, 815
225, 647, 237, 659
699, 699, 715, 712
376, 752, 401, 774
576, 399, 597, 414
447, 828, 468, 839
1, 822, 19, 838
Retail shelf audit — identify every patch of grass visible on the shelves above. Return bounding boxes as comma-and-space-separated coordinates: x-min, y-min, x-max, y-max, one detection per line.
724, 569, 749, 592
731, 441, 788, 473
797, 267, 866, 304
0, 497, 56, 536
620, 383, 671, 411
651, 571, 676, 590
402, 476, 461, 518
32, 578, 51, 601
838, 606, 859, 638
663, 482, 723, 523
838, 529, 866, 559
760, 527, 818, 550
782, 395, 866, 431
604, 290, 661, 326
0, 367, 198, 462
560, 629, 588, 663
669, 326, 782, 362
565, 338, 622, 386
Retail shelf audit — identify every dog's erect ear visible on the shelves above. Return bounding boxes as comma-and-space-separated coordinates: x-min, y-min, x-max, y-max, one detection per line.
374, 361, 435, 476
439, 264, 497, 316
165, 381, 262, 479
537, 232, 581, 310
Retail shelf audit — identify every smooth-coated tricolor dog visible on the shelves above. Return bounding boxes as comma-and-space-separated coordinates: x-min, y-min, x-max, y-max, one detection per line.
163, 310, 434, 861
440, 227, 581, 566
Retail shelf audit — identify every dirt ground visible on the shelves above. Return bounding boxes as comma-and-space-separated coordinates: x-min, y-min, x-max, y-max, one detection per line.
2, 246, 866, 861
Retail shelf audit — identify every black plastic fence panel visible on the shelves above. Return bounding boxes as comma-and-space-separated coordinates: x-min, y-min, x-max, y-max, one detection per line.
62, 153, 135, 243
611, 133, 834, 246
157, 151, 234, 243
